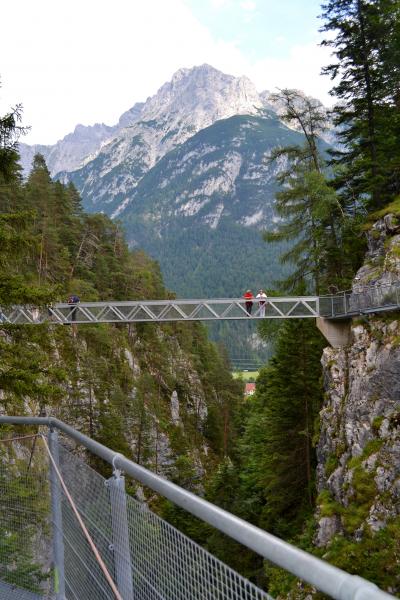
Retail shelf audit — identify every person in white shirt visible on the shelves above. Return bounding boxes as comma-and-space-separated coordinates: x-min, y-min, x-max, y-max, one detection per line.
256, 289, 268, 317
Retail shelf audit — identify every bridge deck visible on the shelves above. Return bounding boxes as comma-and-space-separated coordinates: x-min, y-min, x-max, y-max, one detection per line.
0, 297, 319, 324
0, 283, 399, 325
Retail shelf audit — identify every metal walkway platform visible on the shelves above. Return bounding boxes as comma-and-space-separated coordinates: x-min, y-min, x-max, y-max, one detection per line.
0, 282, 399, 325
0, 297, 320, 324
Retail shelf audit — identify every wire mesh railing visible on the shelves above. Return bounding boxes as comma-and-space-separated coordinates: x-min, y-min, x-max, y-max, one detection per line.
58, 446, 270, 600
0, 429, 272, 600
319, 281, 400, 318
0, 434, 52, 599
0, 418, 395, 600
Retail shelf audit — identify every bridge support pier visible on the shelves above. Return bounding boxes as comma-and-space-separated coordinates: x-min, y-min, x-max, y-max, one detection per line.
316, 317, 351, 348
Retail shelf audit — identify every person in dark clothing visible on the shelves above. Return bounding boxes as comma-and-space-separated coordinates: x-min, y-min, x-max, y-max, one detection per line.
243, 290, 254, 315
67, 295, 80, 322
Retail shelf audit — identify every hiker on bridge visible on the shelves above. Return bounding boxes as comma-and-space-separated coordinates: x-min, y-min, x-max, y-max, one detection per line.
256, 289, 268, 317
67, 294, 80, 322
243, 290, 254, 315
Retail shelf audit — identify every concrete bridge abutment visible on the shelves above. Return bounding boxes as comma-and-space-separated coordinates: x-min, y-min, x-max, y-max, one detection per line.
316, 317, 351, 348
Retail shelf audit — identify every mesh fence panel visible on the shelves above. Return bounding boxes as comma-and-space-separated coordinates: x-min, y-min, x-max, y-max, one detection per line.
0, 435, 51, 599
0, 435, 274, 600
58, 446, 116, 600
57, 445, 273, 600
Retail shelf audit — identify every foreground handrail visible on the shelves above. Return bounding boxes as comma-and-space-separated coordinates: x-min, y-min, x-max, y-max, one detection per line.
0, 415, 394, 600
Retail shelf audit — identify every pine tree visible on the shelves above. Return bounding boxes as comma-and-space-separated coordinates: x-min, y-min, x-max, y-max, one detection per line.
0, 108, 54, 304
264, 90, 346, 293
239, 319, 325, 538
0, 85, 28, 184
320, 0, 400, 208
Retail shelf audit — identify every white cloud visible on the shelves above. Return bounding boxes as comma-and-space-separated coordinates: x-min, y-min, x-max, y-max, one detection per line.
0, 0, 333, 144
248, 41, 334, 105
1, 0, 244, 143
209, 0, 232, 9
240, 1, 257, 11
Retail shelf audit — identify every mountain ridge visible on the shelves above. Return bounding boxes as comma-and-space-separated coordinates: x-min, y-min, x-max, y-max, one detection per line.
60, 109, 324, 362
18, 64, 331, 360
19, 64, 267, 179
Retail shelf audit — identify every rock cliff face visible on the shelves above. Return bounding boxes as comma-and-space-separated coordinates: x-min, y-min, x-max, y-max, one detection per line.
19, 122, 119, 176
0, 319, 234, 492
58, 64, 265, 217
316, 214, 400, 547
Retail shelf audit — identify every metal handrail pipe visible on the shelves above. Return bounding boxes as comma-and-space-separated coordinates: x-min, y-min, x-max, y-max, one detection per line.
52, 296, 321, 307
0, 297, 321, 325
0, 416, 394, 600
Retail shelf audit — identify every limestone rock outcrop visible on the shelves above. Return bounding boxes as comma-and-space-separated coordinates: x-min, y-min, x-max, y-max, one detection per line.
316, 214, 400, 545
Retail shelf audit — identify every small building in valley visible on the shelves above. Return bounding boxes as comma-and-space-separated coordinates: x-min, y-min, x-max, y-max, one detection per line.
244, 383, 256, 397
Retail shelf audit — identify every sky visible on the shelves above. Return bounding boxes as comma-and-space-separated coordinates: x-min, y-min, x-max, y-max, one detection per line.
1, 0, 333, 145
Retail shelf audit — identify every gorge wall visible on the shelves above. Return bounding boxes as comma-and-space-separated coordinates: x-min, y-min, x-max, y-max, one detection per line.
315, 211, 400, 593
0, 317, 239, 491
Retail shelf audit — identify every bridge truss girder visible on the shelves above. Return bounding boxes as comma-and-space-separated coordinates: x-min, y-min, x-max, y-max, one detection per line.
0, 297, 320, 325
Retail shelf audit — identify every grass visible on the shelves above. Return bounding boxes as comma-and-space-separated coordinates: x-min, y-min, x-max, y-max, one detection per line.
362, 195, 400, 230
232, 370, 259, 381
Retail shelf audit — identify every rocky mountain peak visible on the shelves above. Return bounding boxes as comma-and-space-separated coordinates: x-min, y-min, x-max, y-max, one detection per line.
65, 122, 115, 142
62, 64, 267, 216
118, 102, 145, 128
140, 63, 262, 129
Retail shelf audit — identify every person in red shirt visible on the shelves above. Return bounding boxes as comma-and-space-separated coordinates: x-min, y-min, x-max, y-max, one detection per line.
243, 290, 254, 315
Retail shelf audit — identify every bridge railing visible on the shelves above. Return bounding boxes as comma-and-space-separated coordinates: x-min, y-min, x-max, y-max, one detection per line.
320, 281, 400, 318
0, 419, 271, 600
0, 297, 320, 325
0, 416, 395, 600
0, 282, 400, 325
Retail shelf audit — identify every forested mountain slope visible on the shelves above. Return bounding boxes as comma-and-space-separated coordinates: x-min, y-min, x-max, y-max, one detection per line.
0, 152, 243, 493
118, 112, 313, 298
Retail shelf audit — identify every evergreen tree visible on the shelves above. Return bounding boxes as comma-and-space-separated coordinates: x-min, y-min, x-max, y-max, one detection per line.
270, 89, 329, 173
320, 0, 400, 208
240, 319, 325, 538
0, 84, 28, 184
0, 106, 54, 304
264, 90, 345, 293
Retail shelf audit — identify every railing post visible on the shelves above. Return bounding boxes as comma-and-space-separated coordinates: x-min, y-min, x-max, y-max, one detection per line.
108, 469, 134, 600
48, 428, 66, 600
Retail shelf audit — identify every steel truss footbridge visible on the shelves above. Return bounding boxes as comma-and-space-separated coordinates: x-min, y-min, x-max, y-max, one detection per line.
1, 281, 400, 325
0, 296, 319, 325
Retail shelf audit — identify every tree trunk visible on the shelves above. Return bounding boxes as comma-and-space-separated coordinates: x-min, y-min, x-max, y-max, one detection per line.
357, 0, 379, 205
